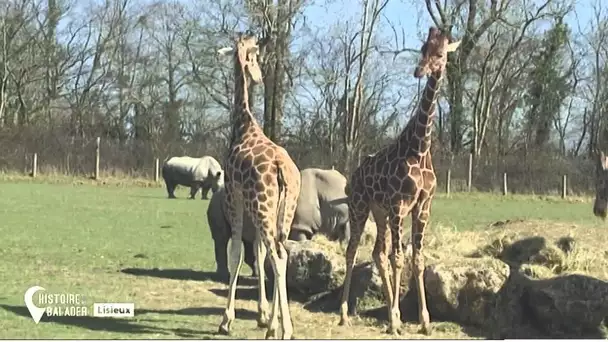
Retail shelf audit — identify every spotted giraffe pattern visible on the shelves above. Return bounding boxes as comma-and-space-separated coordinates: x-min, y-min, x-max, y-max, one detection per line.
338, 27, 462, 335
216, 32, 301, 340
593, 150, 608, 219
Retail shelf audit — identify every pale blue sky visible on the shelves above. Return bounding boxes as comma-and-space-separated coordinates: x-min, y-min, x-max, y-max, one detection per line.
299, 0, 600, 53
56, 0, 602, 61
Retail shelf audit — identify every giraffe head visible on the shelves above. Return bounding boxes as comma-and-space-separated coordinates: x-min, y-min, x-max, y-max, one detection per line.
594, 150, 608, 219
217, 32, 263, 84
414, 27, 461, 78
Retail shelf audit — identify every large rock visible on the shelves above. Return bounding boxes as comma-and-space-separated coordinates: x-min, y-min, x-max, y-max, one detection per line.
525, 274, 608, 338
418, 257, 510, 327
474, 233, 608, 338
285, 240, 345, 295
265, 239, 345, 297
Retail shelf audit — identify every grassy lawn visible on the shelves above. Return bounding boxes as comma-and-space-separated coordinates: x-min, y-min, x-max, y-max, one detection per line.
0, 177, 604, 339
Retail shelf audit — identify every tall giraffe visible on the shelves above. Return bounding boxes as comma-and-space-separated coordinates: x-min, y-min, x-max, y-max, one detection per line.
337, 27, 461, 335
593, 150, 608, 219
216, 32, 301, 340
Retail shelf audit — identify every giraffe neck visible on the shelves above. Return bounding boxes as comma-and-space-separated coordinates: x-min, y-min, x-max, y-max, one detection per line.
401, 70, 443, 155
230, 58, 258, 147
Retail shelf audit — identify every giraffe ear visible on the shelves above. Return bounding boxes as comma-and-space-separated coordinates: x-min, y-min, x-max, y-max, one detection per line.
217, 47, 234, 56
446, 40, 461, 53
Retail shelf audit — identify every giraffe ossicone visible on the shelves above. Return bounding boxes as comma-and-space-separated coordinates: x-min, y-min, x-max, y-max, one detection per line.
338, 26, 461, 336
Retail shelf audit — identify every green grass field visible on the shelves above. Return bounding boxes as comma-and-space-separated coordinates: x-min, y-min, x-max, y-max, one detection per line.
0, 177, 604, 339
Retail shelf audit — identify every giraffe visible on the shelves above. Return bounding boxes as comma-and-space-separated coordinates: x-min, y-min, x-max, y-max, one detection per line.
337, 27, 461, 335
215, 32, 301, 339
593, 150, 608, 219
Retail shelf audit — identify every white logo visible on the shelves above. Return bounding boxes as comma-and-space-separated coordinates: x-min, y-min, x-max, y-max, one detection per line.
24, 286, 88, 324
93, 303, 135, 318
24, 286, 46, 323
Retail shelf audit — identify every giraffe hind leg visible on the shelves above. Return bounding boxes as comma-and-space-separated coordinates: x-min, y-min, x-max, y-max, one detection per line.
265, 183, 299, 340
218, 189, 245, 335
254, 230, 270, 328
339, 199, 370, 327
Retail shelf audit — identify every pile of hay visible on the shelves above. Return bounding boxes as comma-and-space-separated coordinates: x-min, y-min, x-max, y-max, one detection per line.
283, 218, 608, 338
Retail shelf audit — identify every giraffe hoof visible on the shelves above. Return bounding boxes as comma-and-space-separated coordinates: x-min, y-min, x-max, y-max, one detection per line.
257, 318, 269, 328
264, 328, 277, 339
338, 317, 351, 327
419, 324, 432, 336
217, 325, 230, 336
218, 316, 232, 336
386, 326, 402, 336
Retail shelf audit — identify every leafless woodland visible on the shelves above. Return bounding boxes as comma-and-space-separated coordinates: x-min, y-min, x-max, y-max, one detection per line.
0, 0, 606, 195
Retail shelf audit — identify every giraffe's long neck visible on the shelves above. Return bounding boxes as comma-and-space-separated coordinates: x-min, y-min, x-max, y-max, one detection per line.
401, 69, 443, 155
230, 58, 257, 147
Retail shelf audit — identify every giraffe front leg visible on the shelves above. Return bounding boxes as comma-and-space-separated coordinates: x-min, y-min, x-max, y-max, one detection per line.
412, 198, 432, 335
218, 190, 245, 336
219, 237, 245, 335
386, 199, 414, 336
254, 233, 270, 328
339, 202, 369, 327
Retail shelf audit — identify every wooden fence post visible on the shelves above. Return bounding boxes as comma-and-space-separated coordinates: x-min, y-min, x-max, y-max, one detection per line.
467, 153, 473, 192
445, 169, 451, 196
561, 175, 567, 199
94, 137, 100, 180
66, 154, 70, 174
502, 172, 508, 196
154, 158, 160, 182
31, 153, 37, 178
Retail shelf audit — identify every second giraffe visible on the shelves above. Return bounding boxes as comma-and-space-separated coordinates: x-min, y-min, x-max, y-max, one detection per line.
338, 27, 461, 335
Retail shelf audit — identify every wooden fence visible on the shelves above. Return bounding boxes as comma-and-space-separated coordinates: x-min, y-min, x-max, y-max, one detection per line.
19, 137, 582, 198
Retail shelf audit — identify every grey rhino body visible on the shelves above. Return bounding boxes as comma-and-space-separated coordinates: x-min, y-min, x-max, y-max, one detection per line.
162, 156, 224, 200
207, 167, 350, 279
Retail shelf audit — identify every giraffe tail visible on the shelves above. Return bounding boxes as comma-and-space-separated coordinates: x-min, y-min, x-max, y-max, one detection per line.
275, 160, 288, 259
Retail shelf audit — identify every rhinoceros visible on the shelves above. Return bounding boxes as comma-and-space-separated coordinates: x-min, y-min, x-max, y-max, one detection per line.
162, 155, 224, 200
207, 167, 350, 279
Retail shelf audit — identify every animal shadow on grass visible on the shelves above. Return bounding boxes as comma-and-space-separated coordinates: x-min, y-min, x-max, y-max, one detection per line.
138, 306, 258, 321
120, 267, 257, 286
0, 304, 167, 335
128, 194, 167, 200
208, 286, 274, 302
138, 306, 258, 337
